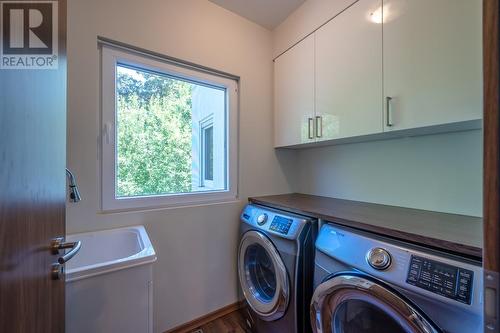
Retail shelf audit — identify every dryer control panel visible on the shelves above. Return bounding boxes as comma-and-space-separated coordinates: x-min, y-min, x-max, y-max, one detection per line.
406, 255, 474, 305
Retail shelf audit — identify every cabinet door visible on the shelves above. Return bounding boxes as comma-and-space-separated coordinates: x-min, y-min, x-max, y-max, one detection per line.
274, 34, 315, 147
383, 0, 482, 131
315, 0, 383, 141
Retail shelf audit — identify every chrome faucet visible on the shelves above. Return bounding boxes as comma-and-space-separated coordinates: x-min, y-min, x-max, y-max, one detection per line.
65, 168, 82, 203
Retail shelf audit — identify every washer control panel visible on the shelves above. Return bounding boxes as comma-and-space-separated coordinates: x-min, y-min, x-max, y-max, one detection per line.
406, 255, 474, 304
316, 223, 482, 315
269, 216, 293, 235
240, 204, 312, 240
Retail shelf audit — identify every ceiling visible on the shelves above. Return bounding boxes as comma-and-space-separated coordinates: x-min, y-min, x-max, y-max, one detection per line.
209, 0, 306, 30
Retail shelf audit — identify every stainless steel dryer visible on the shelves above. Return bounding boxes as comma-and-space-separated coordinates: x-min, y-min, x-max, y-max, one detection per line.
311, 223, 482, 333
238, 204, 316, 333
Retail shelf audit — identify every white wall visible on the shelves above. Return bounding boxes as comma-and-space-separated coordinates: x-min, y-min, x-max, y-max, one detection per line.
66, 1, 296, 332
273, 0, 483, 217
296, 130, 482, 216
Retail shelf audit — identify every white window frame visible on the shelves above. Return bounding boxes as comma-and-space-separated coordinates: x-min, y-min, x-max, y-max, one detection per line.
199, 115, 214, 188
100, 45, 238, 211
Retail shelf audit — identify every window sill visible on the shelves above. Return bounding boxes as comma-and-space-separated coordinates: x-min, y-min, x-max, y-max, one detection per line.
98, 196, 241, 215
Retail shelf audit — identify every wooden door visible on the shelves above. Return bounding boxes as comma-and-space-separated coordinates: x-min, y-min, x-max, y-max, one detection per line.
483, 1, 500, 332
383, 0, 482, 131
315, 0, 382, 142
0, 0, 66, 332
274, 34, 315, 147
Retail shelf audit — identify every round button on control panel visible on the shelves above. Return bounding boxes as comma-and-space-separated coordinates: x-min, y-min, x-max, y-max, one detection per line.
366, 247, 392, 270
256, 213, 268, 225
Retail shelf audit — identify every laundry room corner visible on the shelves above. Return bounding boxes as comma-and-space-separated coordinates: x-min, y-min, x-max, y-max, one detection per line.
65, 0, 296, 331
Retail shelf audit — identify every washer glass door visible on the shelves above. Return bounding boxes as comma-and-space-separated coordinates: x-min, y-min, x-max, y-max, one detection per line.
245, 242, 277, 302
238, 230, 289, 321
311, 274, 442, 333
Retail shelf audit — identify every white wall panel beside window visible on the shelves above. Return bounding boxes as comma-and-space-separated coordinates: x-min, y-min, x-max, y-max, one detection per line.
100, 45, 238, 211
191, 86, 225, 192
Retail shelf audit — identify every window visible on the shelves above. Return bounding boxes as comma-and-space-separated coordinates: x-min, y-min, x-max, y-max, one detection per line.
101, 45, 238, 211
200, 117, 214, 187
203, 125, 214, 182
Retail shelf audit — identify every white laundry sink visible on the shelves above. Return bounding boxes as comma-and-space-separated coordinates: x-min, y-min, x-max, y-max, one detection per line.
65, 225, 156, 333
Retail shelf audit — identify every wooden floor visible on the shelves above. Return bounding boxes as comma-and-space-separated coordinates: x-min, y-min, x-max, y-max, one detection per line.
188, 310, 251, 333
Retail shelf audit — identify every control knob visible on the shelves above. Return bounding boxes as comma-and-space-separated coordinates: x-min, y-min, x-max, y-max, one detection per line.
366, 247, 392, 270
256, 213, 268, 225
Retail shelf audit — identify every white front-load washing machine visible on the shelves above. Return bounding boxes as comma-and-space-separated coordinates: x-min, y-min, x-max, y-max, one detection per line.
238, 204, 317, 332
311, 223, 482, 333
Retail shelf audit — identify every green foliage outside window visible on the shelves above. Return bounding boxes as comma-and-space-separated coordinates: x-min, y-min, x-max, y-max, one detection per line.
116, 66, 193, 197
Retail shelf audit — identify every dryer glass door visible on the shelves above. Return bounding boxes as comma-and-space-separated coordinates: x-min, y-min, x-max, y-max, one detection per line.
311, 274, 442, 333
238, 230, 290, 321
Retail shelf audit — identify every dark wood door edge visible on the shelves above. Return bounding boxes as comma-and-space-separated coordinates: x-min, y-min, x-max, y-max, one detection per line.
164, 300, 246, 333
484, 0, 500, 273
483, 0, 500, 331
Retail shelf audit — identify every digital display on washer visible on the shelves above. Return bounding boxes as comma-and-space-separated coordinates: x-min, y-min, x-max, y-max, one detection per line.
270, 216, 293, 235
406, 255, 473, 304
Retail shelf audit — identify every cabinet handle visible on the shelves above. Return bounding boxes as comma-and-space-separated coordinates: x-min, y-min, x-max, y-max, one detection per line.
315, 116, 322, 138
386, 96, 393, 127
308, 118, 314, 139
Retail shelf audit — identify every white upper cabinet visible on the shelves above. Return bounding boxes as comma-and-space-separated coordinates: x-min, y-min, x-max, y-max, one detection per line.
383, 0, 482, 131
274, 34, 315, 147
315, 0, 383, 141
273, 0, 482, 148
